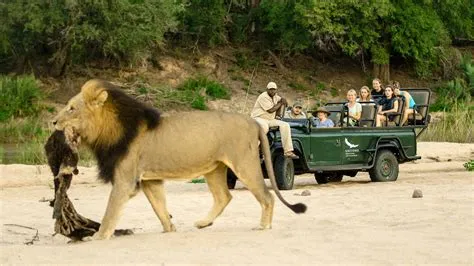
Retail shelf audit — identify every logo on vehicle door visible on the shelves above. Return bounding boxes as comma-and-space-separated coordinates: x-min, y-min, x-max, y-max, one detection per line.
344, 138, 359, 148
344, 138, 359, 158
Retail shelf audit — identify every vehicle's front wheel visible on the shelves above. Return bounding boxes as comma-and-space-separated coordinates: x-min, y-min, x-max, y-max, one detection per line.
314, 172, 343, 184
227, 169, 238, 189
369, 150, 399, 182
274, 153, 295, 190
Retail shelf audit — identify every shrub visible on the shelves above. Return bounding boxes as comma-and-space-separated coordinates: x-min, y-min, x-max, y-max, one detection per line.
431, 54, 473, 112
0, 75, 44, 122
1, 1, 180, 73
178, 76, 230, 110
464, 160, 474, 171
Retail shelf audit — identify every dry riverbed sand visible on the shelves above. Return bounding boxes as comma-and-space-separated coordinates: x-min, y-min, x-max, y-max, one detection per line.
0, 142, 473, 265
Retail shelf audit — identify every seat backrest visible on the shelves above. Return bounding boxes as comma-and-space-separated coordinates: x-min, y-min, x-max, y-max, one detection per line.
359, 103, 377, 127
324, 104, 343, 126
394, 96, 405, 125
403, 89, 431, 118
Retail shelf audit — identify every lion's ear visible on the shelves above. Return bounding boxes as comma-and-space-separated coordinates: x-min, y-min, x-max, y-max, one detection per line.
95, 90, 108, 106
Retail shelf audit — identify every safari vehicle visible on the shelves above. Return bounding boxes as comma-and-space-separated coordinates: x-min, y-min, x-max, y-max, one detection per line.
227, 88, 431, 190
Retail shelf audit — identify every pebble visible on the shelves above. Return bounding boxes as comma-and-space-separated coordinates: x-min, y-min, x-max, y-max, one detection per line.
300, 190, 311, 196
412, 189, 423, 198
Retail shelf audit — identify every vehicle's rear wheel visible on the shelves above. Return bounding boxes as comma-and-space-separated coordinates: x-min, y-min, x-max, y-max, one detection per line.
369, 150, 399, 182
314, 172, 343, 184
226, 169, 238, 189
274, 153, 295, 190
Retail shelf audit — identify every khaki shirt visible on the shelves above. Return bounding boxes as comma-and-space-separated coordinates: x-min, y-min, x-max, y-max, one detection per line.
250, 92, 281, 120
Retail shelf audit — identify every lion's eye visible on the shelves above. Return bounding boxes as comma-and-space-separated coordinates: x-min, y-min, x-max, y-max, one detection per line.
68, 106, 75, 113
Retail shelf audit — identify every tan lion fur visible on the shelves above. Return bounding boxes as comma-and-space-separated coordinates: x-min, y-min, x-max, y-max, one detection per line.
52, 79, 306, 240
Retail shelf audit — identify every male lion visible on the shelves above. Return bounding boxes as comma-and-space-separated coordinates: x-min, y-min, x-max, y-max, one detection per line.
52, 79, 306, 240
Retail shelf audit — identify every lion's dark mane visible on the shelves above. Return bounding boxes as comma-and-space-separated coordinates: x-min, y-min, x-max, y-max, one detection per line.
91, 83, 160, 184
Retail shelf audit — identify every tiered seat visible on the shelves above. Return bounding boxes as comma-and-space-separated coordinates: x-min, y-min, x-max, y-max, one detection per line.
403, 88, 431, 126
359, 103, 377, 127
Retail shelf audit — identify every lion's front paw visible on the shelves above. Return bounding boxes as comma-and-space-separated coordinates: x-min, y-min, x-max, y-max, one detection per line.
194, 220, 213, 229
82, 232, 111, 241
162, 223, 176, 233
252, 224, 272, 231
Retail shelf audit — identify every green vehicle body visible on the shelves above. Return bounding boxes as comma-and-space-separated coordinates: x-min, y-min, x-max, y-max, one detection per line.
227, 88, 431, 190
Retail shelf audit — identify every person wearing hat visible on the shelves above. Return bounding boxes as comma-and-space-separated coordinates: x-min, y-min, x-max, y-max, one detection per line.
284, 101, 307, 119
312, 107, 334, 128
251, 81, 299, 159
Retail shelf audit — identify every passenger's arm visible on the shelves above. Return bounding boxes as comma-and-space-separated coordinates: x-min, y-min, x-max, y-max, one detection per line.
377, 105, 383, 114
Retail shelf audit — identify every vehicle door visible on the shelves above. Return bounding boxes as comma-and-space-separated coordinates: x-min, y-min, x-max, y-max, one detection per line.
308, 127, 342, 167
339, 129, 372, 165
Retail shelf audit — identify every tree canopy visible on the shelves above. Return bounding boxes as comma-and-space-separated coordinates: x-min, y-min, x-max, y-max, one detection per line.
1, 0, 472, 78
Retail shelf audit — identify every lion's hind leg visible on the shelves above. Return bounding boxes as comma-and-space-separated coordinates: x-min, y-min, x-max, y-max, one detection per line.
194, 163, 232, 229
232, 162, 274, 230
142, 179, 176, 233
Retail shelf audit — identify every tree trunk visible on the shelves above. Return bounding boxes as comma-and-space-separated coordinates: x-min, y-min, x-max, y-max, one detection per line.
373, 63, 390, 84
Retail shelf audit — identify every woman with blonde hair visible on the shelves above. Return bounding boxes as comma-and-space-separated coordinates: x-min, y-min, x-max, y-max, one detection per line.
345, 89, 362, 126
357, 86, 374, 104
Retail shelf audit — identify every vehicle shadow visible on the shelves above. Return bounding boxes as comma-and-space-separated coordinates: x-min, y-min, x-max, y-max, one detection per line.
293, 180, 371, 190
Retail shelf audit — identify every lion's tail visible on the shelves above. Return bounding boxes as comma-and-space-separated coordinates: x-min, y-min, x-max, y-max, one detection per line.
259, 126, 307, 214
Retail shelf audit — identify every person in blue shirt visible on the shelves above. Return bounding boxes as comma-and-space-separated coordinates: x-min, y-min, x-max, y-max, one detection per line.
312, 107, 335, 128
393, 81, 416, 125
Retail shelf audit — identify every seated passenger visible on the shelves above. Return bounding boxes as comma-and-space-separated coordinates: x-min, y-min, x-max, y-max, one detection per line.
312, 107, 334, 128
284, 101, 307, 119
371, 78, 384, 99
393, 81, 416, 125
344, 89, 362, 126
376, 85, 399, 127
357, 86, 374, 104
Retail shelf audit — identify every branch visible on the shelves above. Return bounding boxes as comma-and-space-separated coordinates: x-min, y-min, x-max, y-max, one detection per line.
4, 224, 39, 245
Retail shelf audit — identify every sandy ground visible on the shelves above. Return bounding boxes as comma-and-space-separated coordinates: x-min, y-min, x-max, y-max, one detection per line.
0, 142, 473, 265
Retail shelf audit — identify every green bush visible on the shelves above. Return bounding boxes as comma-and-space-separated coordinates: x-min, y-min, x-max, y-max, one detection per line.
1, 0, 180, 73
178, 76, 230, 110
431, 55, 473, 112
154, 76, 230, 110
0, 75, 44, 122
177, 0, 227, 46
182, 76, 230, 100
464, 160, 474, 171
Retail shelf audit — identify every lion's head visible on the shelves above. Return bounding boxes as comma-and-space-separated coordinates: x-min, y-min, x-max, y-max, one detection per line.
52, 79, 161, 183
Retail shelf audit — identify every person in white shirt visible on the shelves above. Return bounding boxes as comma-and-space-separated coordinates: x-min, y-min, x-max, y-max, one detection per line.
356, 86, 374, 104
345, 89, 362, 126
251, 82, 299, 159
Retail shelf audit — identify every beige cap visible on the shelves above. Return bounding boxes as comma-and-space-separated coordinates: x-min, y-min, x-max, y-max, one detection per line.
266, 82, 277, 89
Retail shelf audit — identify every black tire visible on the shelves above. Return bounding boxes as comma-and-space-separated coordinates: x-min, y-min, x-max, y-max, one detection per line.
274, 153, 295, 190
369, 150, 399, 182
314, 172, 343, 184
227, 169, 238, 189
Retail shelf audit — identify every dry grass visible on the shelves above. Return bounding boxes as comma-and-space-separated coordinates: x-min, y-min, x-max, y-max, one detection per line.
419, 107, 473, 143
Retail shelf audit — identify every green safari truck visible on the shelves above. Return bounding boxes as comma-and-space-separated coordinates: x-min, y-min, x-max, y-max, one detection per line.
227, 88, 431, 190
